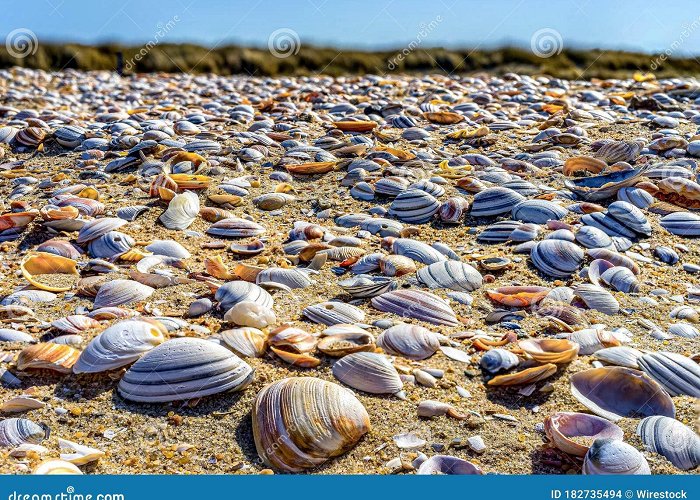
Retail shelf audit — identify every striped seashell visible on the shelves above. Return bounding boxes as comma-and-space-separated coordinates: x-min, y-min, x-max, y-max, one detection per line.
319, 246, 365, 262
470, 187, 525, 217
565, 167, 649, 201
332, 352, 403, 394
480, 348, 519, 373
581, 212, 636, 239
575, 226, 612, 249
219, 327, 267, 358
438, 197, 469, 223
359, 217, 403, 236
215, 281, 273, 311
416, 261, 483, 292
339, 274, 396, 298
51, 315, 100, 335
93, 279, 154, 309
593, 346, 643, 368
303, 301, 365, 326
73, 319, 166, 373
530, 239, 584, 278
17, 343, 80, 373
668, 323, 699, 338
15, 127, 46, 148
561, 329, 620, 355
512, 200, 567, 224
54, 125, 86, 149
87, 231, 134, 259
377, 324, 440, 360
159, 191, 199, 230
0, 418, 49, 447
0, 126, 18, 144
391, 238, 446, 264
254, 192, 295, 210
417, 455, 483, 475
656, 177, 700, 209
2, 289, 57, 307
606, 201, 652, 237
371, 289, 459, 326
118, 338, 253, 403
256, 268, 312, 289
374, 177, 410, 197
582, 439, 650, 475
570, 367, 675, 421
637, 351, 700, 397
206, 217, 266, 238
637, 416, 700, 471
252, 377, 370, 472
600, 266, 640, 293
659, 212, 700, 237
502, 179, 540, 197
574, 284, 619, 315
379, 254, 416, 277
349, 182, 375, 201
586, 248, 640, 274
350, 253, 383, 274
0, 328, 34, 342
617, 187, 653, 209
183, 140, 221, 153
477, 220, 522, 243
56, 196, 104, 217
388, 189, 440, 224
409, 179, 445, 197
593, 139, 644, 163
117, 205, 149, 222
76, 217, 126, 244
654, 246, 679, 265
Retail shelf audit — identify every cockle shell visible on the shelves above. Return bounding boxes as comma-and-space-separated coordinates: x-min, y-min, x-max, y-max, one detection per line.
73, 319, 166, 374
416, 261, 482, 292
377, 324, 440, 360
637, 416, 700, 471
530, 239, 584, 278
388, 189, 440, 224
224, 301, 277, 328
51, 315, 100, 335
544, 412, 624, 457
518, 338, 579, 364
371, 289, 459, 326
332, 352, 403, 395
0, 418, 49, 447
252, 377, 370, 472
471, 187, 525, 217
93, 279, 154, 308
118, 338, 254, 403
637, 351, 700, 397
487, 363, 557, 386
303, 301, 365, 325
583, 438, 650, 475
570, 367, 675, 421
16, 343, 80, 373
417, 455, 483, 475
20, 252, 79, 292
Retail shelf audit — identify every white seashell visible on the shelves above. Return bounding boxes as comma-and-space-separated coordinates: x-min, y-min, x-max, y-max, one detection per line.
59, 438, 104, 465
215, 281, 273, 311
224, 301, 277, 328
76, 217, 126, 244
145, 239, 191, 258
439, 345, 471, 363
416, 261, 483, 292
332, 352, 403, 394
592, 346, 643, 368
574, 284, 619, 315
256, 268, 313, 289
388, 189, 440, 224
219, 327, 267, 357
637, 351, 700, 397
303, 301, 365, 325
583, 439, 650, 475
206, 217, 266, 238
0, 328, 34, 342
530, 240, 584, 278
393, 432, 426, 449
0, 396, 46, 413
377, 324, 440, 360
93, 280, 154, 308
417, 455, 483, 475
160, 191, 199, 230
480, 348, 519, 373
33, 459, 83, 475
392, 238, 446, 264
371, 289, 459, 326
637, 416, 700, 471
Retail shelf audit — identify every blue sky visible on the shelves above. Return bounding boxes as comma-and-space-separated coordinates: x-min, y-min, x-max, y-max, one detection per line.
3, 0, 700, 54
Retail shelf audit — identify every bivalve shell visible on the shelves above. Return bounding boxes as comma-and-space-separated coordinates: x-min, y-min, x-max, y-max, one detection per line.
377, 324, 440, 360
637, 416, 700, 471
332, 352, 403, 394
371, 289, 459, 326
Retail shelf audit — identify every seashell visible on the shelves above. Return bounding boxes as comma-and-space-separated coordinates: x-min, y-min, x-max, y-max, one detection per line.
600, 266, 639, 293
417, 400, 468, 419
659, 211, 700, 237
256, 268, 312, 289
350, 182, 374, 201
206, 217, 266, 238
581, 212, 636, 240
159, 191, 199, 230
215, 281, 273, 311
668, 323, 699, 338
573, 284, 619, 315
230, 239, 265, 256
388, 189, 440, 224
0, 329, 34, 342
417, 261, 482, 292
59, 438, 104, 465
654, 246, 679, 265
486, 286, 550, 307
93, 279, 154, 308
594, 139, 644, 164
391, 238, 446, 265
51, 315, 100, 335
563, 156, 606, 176
605, 201, 652, 237
438, 197, 469, 223
76, 217, 126, 244
617, 187, 653, 209
375, 177, 411, 197
409, 179, 445, 197
487, 363, 557, 386
656, 177, 700, 209
480, 348, 519, 373
575, 226, 613, 249
286, 161, 337, 175
36, 239, 81, 260
637, 416, 700, 471
73, 319, 166, 374
544, 412, 624, 457
582, 438, 650, 475
220, 327, 267, 358
530, 239, 584, 278
317, 329, 375, 357
117, 205, 149, 222
332, 352, 403, 395
88, 231, 135, 259
252, 377, 370, 472
470, 187, 525, 217
0, 418, 49, 447
565, 167, 648, 201
20, 252, 79, 292
118, 338, 254, 403
268, 325, 316, 353
570, 367, 675, 421
417, 455, 483, 475
593, 346, 643, 368
16, 343, 80, 373
637, 351, 700, 397
254, 192, 294, 210
339, 274, 396, 298
512, 200, 567, 224
477, 220, 523, 243
518, 338, 579, 364
561, 328, 620, 355
145, 239, 190, 259
33, 459, 82, 475
224, 301, 277, 329
359, 217, 403, 236
303, 301, 365, 325
586, 248, 640, 274
0, 396, 46, 413
424, 111, 464, 124
371, 289, 459, 326
377, 324, 440, 360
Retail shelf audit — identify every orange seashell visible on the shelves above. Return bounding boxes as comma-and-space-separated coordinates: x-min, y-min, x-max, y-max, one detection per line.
16, 343, 80, 374
118, 249, 150, 262
21, 252, 79, 292
166, 151, 207, 167
472, 337, 511, 351
487, 363, 557, 386
423, 111, 464, 124
170, 174, 211, 190
486, 286, 551, 307
375, 144, 416, 161
0, 211, 38, 231
563, 156, 606, 177
518, 338, 579, 364
333, 121, 377, 132
199, 206, 233, 222
655, 177, 700, 209
39, 205, 79, 221
233, 263, 264, 282
298, 243, 332, 262
78, 186, 100, 200
157, 187, 176, 201
270, 346, 321, 368
268, 325, 317, 353
207, 194, 242, 208
285, 162, 337, 175
204, 255, 236, 280
149, 173, 178, 198
456, 176, 487, 193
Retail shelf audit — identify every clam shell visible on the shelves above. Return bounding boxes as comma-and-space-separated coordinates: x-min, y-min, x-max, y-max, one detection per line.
339, 274, 396, 298
145, 239, 191, 259
416, 261, 483, 292
388, 189, 440, 223
573, 284, 620, 315
159, 191, 199, 230
600, 266, 639, 293
637, 416, 700, 471
477, 220, 523, 243
565, 167, 648, 201
606, 201, 652, 237
256, 268, 312, 289
530, 240, 584, 278
36, 239, 82, 260
371, 289, 459, 326
654, 246, 679, 265
438, 197, 469, 223
73, 319, 166, 374
668, 323, 699, 338
220, 327, 267, 358
518, 338, 579, 364
117, 205, 149, 222
544, 412, 624, 457
562, 328, 620, 355
76, 217, 126, 244
377, 324, 440, 360
21, 252, 79, 292
0, 418, 48, 447
88, 231, 135, 259
303, 301, 365, 325
583, 438, 650, 475
512, 200, 567, 224
586, 248, 640, 274
575, 226, 613, 249
617, 187, 653, 209
391, 238, 446, 265
570, 367, 675, 421
637, 351, 700, 397
17, 343, 80, 373
118, 338, 254, 403
471, 187, 525, 217
93, 280, 154, 309
660, 212, 700, 237
33, 459, 82, 475
252, 377, 370, 472
593, 346, 643, 368
206, 217, 266, 238
215, 281, 273, 311
332, 352, 403, 394
0, 329, 34, 343
417, 455, 483, 475
480, 348, 519, 373
487, 363, 557, 386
